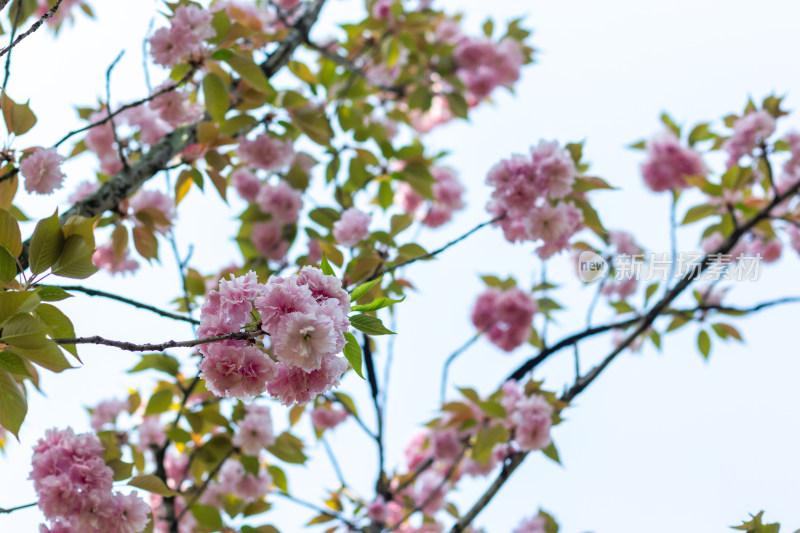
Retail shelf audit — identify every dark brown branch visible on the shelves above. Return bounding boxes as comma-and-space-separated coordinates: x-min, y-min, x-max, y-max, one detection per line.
363, 333, 387, 497
0, 0, 62, 59
53, 330, 262, 352
46, 285, 199, 325
0, 166, 18, 184
0, 502, 36, 514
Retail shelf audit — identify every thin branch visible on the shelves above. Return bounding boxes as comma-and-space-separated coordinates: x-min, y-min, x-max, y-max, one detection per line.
0, 166, 18, 184
665, 192, 678, 295
0, 0, 12, 14
54, 66, 197, 148
176, 448, 236, 521
273, 491, 359, 531
327, 393, 378, 441
322, 435, 348, 489
53, 330, 262, 352
363, 216, 503, 285
2, 0, 22, 90
105, 50, 129, 171
440, 332, 481, 404
46, 285, 199, 325
392, 457, 434, 495
363, 333, 387, 496
0, 0, 62, 59
0, 502, 36, 513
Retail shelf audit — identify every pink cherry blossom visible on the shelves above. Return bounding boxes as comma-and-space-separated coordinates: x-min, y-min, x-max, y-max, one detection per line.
90, 399, 128, 432
199, 341, 276, 398
274, 312, 338, 372
150, 86, 203, 126
256, 180, 303, 223
367, 496, 390, 523
608, 230, 639, 255
255, 275, 317, 334
137, 416, 167, 450
333, 207, 371, 247
92, 242, 139, 275
129, 190, 175, 233
471, 287, 537, 352
233, 404, 276, 454
123, 105, 171, 145
513, 515, 546, 533
251, 221, 290, 260
723, 110, 776, 168
20, 147, 66, 195
511, 394, 553, 451
641, 130, 708, 192
232, 168, 261, 201
239, 134, 295, 172
68, 181, 100, 204
266, 354, 348, 405
310, 405, 349, 430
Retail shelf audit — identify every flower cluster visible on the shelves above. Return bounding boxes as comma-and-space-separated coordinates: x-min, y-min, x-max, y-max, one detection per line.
238, 133, 295, 172
500, 380, 554, 451
89, 398, 128, 432
471, 287, 538, 352
149, 5, 215, 67
30, 428, 150, 533
487, 141, 584, 257
200, 459, 272, 506
310, 403, 349, 430
333, 208, 371, 247
512, 515, 547, 533
723, 110, 776, 168
20, 147, 66, 195
233, 404, 276, 454
198, 268, 350, 405
395, 167, 466, 228
453, 36, 525, 102
640, 130, 708, 192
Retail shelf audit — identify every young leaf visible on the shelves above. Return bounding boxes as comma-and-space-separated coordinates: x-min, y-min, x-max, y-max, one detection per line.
350, 276, 382, 302
349, 314, 395, 335
343, 332, 363, 379
0, 367, 26, 438
320, 253, 335, 276
128, 474, 177, 496
29, 210, 64, 275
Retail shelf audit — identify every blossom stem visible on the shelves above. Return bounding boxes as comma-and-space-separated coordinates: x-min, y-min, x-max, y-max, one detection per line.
53, 330, 262, 352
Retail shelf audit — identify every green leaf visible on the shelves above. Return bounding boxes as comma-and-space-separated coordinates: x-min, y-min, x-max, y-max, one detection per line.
129, 353, 180, 376
203, 73, 230, 123
320, 253, 335, 276
0, 208, 22, 258
267, 432, 307, 464
7, 341, 71, 373
350, 276, 382, 302
36, 286, 72, 302
473, 424, 507, 463
226, 54, 271, 94
0, 246, 16, 283
1, 313, 48, 349
128, 474, 177, 496
52, 235, 98, 279
191, 504, 223, 530
267, 465, 288, 492
29, 210, 64, 275
0, 290, 40, 324
350, 296, 404, 313
697, 330, 711, 359
107, 459, 134, 481
144, 388, 173, 415
542, 442, 561, 465
36, 303, 78, 358
290, 107, 333, 146
682, 204, 717, 225
0, 367, 26, 438
1, 93, 37, 136
349, 314, 395, 335
342, 332, 363, 379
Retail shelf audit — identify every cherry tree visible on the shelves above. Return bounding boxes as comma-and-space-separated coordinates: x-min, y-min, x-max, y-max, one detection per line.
0, 1, 796, 533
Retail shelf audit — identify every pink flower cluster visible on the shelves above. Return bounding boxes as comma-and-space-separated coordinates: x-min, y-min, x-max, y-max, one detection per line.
198, 268, 350, 405
149, 5, 215, 67
486, 141, 584, 257
641, 130, 708, 192
512, 515, 546, 533
129, 189, 176, 234
333, 208, 371, 247
471, 287, 538, 352
500, 380, 553, 451
233, 404, 276, 454
20, 147, 66, 195
239, 133, 295, 172
89, 398, 128, 432
453, 37, 525, 102
395, 166, 466, 228
30, 428, 150, 533
701, 231, 783, 263
92, 241, 140, 275
723, 110, 776, 168
200, 459, 272, 506
310, 404, 349, 430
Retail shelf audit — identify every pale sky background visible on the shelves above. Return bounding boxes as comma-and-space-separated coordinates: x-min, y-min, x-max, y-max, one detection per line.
1, 1, 800, 532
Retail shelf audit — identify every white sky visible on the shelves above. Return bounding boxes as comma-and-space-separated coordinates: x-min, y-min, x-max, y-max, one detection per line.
2, 1, 800, 532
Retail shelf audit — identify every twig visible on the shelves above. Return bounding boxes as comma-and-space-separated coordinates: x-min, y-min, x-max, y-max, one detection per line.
0, 0, 62, 60
176, 448, 236, 521
106, 51, 129, 171
53, 330, 262, 352
322, 435, 348, 489
45, 285, 199, 325
54, 66, 197, 148
0, 0, 12, 14
0, 166, 18, 184
2, 0, 22, 90
363, 216, 503, 285
440, 332, 481, 404
0, 502, 36, 513
392, 457, 434, 495
273, 491, 359, 531
362, 333, 387, 496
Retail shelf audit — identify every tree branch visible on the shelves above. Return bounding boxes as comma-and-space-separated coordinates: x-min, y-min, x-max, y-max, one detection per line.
53, 330, 262, 352
0, 502, 36, 514
0, 0, 62, 59
44, 285, 199, 325
440, 332, 481, 404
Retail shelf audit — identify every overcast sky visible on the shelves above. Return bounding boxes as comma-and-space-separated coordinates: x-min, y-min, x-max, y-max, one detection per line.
1, 1, 800, 532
